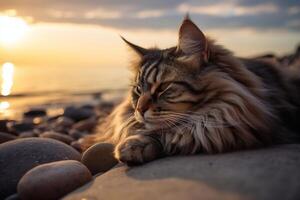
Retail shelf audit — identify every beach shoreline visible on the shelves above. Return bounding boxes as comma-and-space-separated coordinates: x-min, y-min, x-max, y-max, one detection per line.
0, 89, 126, 119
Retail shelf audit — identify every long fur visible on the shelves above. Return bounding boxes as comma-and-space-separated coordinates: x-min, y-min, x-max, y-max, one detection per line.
80, 20, 300, 164
81, 41, 300, 153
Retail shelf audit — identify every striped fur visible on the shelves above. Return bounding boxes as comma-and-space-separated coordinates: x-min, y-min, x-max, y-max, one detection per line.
81, 17, 300, 165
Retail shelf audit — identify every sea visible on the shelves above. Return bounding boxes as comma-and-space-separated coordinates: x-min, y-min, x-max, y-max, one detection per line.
0, 64, 130, 119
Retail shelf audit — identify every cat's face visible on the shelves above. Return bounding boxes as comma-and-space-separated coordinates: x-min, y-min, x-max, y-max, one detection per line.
124, 16, 209, 129
131, 53, 198, 129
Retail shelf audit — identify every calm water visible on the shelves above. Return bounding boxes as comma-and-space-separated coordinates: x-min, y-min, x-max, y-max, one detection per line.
0, 63, 130, 118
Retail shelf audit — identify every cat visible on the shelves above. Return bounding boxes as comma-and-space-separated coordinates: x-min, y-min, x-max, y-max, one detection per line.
81, 15, 300, 165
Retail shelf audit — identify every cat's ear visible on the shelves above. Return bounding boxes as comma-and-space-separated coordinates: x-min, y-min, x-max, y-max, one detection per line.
121, 36, 148, 57
176, 15, 208, 68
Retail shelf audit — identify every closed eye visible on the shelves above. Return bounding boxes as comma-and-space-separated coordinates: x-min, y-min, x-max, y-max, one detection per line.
157, 83, 173, 97
158, 84, 184, 99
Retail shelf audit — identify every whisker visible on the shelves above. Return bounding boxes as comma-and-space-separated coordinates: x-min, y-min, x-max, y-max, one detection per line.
149, 110, 242, 128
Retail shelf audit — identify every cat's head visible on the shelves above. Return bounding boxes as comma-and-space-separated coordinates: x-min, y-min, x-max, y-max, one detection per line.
123, 16, 211, 129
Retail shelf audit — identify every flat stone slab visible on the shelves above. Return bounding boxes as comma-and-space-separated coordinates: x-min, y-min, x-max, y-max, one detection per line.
64, 144, 300, 200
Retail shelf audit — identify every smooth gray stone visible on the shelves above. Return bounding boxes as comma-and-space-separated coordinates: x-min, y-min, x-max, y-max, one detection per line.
6, 121, 35, 135
81, 143, 118, 175
23, 109, 47, 117
63, 106, 95, 122
18, 160, 92, 200
64, 145, 300, 200
40, 131, 74, 144
0, 138, 81, 199
0, 132, 17, 144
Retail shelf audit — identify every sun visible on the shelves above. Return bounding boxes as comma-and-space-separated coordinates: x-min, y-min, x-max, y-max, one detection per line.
0, 16, 29, 45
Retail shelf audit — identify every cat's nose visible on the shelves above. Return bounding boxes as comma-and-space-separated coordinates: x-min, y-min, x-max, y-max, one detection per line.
137, 104, 149, 116
137, 93, 151, 116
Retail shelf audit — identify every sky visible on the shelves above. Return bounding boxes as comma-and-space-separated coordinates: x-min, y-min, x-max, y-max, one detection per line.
0, 0, 299, 68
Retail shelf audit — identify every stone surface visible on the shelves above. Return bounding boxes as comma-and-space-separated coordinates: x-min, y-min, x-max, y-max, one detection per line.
71, 141, 83, 153
0, 120, 14, 133
81, 143, 118, 175
97, 102, 115, 114
55, 116, 75, 128
6, 122, 35, 135
69, 129, 87, 140
63, 106, 95, 122
18, 160, 92, 200
0, 138, 81, 199
72, 117, 97, 132
18, 131, 38, 138
40, 131, 74, 144
52, 125, 70, 134
23, 109, 47, 118
0, 132, 17, 144
64, 145, 300, 200
4, 193, 20, 200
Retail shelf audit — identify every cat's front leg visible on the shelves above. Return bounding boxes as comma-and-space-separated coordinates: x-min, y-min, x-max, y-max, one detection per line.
115, 134, 163, 165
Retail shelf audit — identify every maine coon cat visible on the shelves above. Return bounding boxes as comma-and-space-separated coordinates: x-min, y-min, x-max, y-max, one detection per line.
81, 16, 300, 165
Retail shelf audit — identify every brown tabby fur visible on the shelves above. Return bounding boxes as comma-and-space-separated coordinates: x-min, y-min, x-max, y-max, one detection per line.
81, 16, 300, 165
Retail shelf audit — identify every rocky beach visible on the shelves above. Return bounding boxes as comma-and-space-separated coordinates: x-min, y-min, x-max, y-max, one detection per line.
0, 46, 300, 200
0, 90, 124, 199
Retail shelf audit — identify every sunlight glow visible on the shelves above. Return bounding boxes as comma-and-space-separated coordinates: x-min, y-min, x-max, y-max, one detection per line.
0, 101, 11, 118
1, 62, 15, 96
0, 101, 10, 110
0, 16, 29, 45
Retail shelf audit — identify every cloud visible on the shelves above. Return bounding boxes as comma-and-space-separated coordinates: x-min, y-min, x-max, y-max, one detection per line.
84, 9, 122, 20
0, 0, 299, 31
288, 6, 300, 15
177, 2, 279, 17
136, 10, 165, 19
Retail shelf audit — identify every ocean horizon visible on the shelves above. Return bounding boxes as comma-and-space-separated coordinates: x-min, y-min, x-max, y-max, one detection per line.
0, 64, 129, 118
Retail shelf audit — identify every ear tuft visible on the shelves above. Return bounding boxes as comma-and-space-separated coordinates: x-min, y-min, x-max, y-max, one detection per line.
120, 35, 148, 57
184, 13, 190, 20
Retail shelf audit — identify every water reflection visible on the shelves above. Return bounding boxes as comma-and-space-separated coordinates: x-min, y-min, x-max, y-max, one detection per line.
1, 62, 14, 96
0, 101, 11, 118
0, 101, 10, 110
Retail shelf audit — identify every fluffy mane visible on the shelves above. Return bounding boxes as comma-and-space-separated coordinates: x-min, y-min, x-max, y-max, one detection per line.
80, 17, 300, 165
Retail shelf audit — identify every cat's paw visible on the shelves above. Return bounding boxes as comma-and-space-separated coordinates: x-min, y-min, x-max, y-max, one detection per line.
115, 135, 162, 165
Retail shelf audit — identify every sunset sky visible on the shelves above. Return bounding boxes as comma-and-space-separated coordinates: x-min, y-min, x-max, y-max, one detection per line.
0, 0, 299, 117
0, 0, 299, 68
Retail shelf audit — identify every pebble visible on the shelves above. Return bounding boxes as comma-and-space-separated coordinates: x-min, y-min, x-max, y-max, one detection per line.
0, 138, 80, 199
97, 102, 115, 113
72, 117, 98, 132
52, 125, 70, 134
17, 160, 92, 200
23, 109, 47, 118
55, 116, 74, 128
46, 115, 62, 123
35, 124, 50, 133
0, 132, 17, 144
33, 117, 45, 125
70, 141, 83, 153
80, 104, 96, 110
63, 106, 95, 122
81, 143, 118, 175
6, 122, 35, 135
40, 131, 74, 145
0, 120, 14, 132
4, 193, 20, 200
69, 129, 87, 140
18, 131, 38, 138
